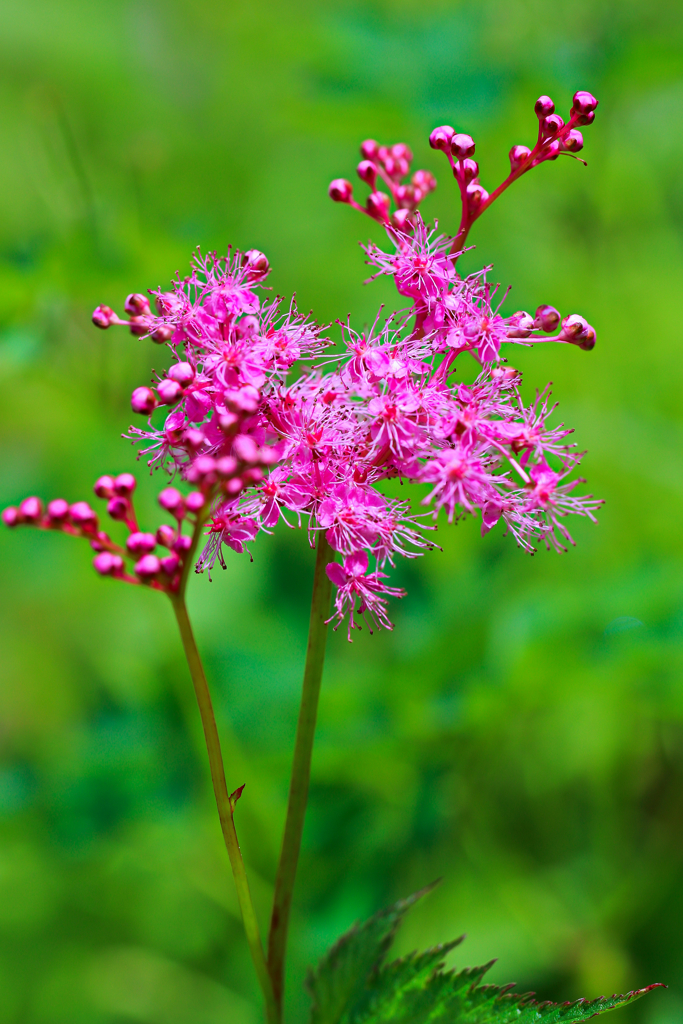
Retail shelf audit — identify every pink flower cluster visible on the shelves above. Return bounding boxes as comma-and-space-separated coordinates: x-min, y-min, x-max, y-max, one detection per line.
4, 90, 603, 639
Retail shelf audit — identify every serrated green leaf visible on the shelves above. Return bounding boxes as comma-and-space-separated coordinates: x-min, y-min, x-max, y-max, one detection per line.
306, 885, 440, 1024
307, 891, 664, 1024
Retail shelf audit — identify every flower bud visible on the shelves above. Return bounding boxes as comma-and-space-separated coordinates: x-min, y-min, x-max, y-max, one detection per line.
156, 524, 177, 547
242, 467, 264, 484
185, 491, 206, 512
2, 506, 20, 527
168, 362, 195, 386
226, 477, 244, 495
535, 95, 555, 118
357, 160, 377, 187
429, 125, 454, 151
360, 139, 380, 160
151, 324, 174, 344
114, 473, 136, 497
92, 305, 116, 329
328, 178, 353, 203
509, 145, 531, 171
19, 496, 43, 523
94, 475, 115, 499
173, 534, 193, 554
258, 446, 279, 466
158, 487, 185, 514
160, 552, 180, 575
242, 249, 270, 279
459, 158, 478, 183
69, 501, 98, 529
573, 109, 595, 127
216, 456, 238, 477
366, 191, 391, 220
124, 293, 151, 316
572, 91, 598, 115
127, 532, 157, 555
391, 143, 413, 162
534, 305, 561, 332
47, 498, 70, 522
560, 314, 596, 349
128, 316, 149, 337
135, 554, 161, 578
544, 139, 561, 160
542, 114, 565, 137
451, 133, 475, 159
383, 156, 409, 180
131, 386, 158, 414
562, 129, 584, 152
412, 169, 436, 192
93, 552, 124, 576
491, 366, 521, 385
391, 208, 414, 232
507, 311, 534, 338
107, 497, 128, 521
466, 181, 489, 210
233, 435, 259, 463
157, 379, 183, 405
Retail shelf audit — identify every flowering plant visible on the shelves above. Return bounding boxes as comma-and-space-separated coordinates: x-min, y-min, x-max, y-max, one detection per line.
3, 91, 662, 1023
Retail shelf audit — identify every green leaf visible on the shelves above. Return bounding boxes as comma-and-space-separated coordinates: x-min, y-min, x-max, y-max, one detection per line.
306, 890, 664, 1024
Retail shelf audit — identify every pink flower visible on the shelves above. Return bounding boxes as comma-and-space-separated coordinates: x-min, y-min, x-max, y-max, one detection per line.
325, 550, 406, 641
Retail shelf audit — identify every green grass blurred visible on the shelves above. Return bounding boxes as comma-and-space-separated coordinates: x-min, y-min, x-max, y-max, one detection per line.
1, 0, 683, 1021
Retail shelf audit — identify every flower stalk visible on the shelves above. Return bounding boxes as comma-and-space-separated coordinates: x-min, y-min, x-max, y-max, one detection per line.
170, 517, 278, 1024
268, 531, 333, 1017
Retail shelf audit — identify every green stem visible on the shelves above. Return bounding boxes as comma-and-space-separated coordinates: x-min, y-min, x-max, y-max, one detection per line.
268, 532, 333, 1017
170, 515, 278, 1024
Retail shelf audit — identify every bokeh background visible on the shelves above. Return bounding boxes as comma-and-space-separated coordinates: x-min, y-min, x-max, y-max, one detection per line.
1, 0, 682, 1021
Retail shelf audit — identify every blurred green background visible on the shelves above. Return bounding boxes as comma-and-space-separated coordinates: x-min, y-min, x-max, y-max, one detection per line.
1, 0, 682, 1021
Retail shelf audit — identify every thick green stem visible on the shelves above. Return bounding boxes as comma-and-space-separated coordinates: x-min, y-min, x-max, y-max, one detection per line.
170, 516, 277, 1024
268, 533, 333, 1017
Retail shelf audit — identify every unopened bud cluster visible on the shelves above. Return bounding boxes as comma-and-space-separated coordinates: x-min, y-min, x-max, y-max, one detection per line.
329, 140, 436, 231
3, 474, 211, 591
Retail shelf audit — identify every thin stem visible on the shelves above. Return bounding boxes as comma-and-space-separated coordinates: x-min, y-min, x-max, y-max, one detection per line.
170, 514, 278, 1024
268, 532, 333, 1017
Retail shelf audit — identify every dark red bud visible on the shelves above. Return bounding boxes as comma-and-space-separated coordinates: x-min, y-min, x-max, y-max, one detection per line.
242, 249, 270, 279
451, 133, 475, 159
131, 386, 158, 414
429, 125, 455, 151
124, 293, 151, 316
534, 305, 561, 332
107, 497, 128, 521
509, 144, 531, 171
542, 114, 565, 137
19, 496, 43, 523
535, 95, 555, 118
47, 498, 70, 522
572, 91, 598, 115
114, 473, 136, 497
92, 305, 116, 329
459, 158, 479, 183
357, 160, 377, 187
94, 476, 116, 499
573, 109, 595, 127
360, 139, 380, 160
157, 524, 177, 547
562, 129, 584, 153
391, 142, 413, 162
366, 191, 391, 221
156, 379, 183, 405
151, 324, 174, 344
411, 169, 436, 192
168, 362, 195, 386
329, 178, 353, 203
